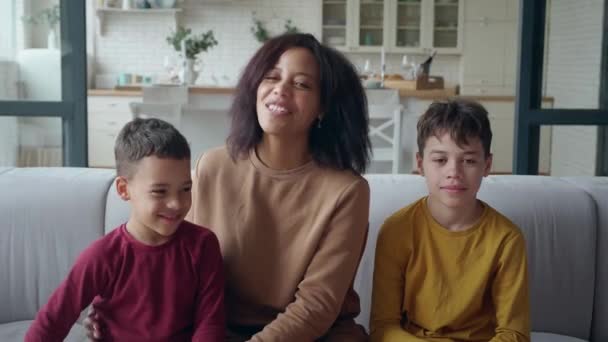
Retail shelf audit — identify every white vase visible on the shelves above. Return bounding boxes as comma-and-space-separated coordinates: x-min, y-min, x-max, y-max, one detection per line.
47, 29, 57, 50
179, 58, 199, 85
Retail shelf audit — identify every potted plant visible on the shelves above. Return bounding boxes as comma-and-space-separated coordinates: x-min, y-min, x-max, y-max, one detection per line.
22, 4, 61, 49
250, 14, 300, 43
166, 26, 218, 84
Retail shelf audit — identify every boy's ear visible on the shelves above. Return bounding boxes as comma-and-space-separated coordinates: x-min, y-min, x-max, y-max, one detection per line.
416, 152, 424, 176
484, 153, 493, 177
115, 176, 130, 201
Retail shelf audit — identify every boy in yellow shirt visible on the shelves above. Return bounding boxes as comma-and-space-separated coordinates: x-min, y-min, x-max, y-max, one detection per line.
370, 99, 530, 342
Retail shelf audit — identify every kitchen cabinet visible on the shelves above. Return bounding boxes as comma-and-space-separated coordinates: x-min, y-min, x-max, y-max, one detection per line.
460, 0, 518, 95
321, 0, 462, 54
88, 96, 139, 167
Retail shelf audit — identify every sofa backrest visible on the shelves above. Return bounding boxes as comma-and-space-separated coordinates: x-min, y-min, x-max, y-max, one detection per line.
0, 168, 115, 324
357, 175, 598, 341
562, 177, 608, 342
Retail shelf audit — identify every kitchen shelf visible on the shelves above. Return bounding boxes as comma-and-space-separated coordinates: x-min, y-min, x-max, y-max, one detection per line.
95, 8, 182, 36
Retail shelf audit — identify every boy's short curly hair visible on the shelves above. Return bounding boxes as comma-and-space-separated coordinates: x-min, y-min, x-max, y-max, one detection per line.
417, 99, 492, 158
114, 118, 190, 178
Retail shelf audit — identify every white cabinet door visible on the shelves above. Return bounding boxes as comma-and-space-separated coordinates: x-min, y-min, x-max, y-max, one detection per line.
323, 0, 461, 54
389, 0, 425, 52
463, 0, 507, 22
502, 21, 518, 89
351, 0, 388, 52
321, 0, 352, 50
88, 96, 139, 168
461, 21, 506, 87
430, 0, 462, 53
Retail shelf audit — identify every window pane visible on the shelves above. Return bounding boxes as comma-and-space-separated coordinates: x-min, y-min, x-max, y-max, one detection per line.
0, 0, 62, 101
542, 0, 603, 110
0, 116, 62, 167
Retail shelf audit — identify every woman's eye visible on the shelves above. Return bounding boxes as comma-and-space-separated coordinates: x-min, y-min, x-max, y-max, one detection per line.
264, 74, 279, 81
183, 187, 192, 193
465, 159, 477, 164
151, 190, 166, 195
294, 81, 310, 89
433, 159, 446, 164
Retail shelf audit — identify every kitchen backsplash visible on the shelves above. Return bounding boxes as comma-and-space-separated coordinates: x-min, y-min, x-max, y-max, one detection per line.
91, 0, 460, 88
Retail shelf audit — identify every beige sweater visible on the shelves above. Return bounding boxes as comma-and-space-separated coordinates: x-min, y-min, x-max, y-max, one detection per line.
188, 147, 370, 342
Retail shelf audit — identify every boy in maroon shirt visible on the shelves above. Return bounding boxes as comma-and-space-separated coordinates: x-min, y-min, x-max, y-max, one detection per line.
25, 118, 225, 342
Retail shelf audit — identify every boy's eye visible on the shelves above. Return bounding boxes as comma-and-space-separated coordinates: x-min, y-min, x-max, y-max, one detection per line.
465, 159, 477, 164
432, 159, 446, 164
151, 189, 166, 195
183, 186, 192, 192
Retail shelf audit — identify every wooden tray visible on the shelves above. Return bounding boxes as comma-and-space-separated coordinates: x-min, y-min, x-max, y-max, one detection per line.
384, 76, 444, 90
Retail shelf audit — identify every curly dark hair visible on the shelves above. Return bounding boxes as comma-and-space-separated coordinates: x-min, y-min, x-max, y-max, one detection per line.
226, 33, 371, 174
417, 99, 492, 158
114, 118, 190, 178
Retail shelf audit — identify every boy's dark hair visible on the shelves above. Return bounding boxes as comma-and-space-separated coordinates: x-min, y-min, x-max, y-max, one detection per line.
417, 99, 492, 158
114, 118, 190, 178
226, 33, 371, 174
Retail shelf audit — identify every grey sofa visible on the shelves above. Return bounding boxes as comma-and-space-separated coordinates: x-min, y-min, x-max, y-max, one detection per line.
0, 168, 606, 342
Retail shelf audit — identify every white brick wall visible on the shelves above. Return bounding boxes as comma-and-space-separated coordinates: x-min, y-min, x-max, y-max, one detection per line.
94, 0, 321, 86
545, 0, 604, 176
92, 0, 460, 87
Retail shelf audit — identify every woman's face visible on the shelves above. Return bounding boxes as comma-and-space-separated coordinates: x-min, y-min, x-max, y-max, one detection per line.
256, 47, 321, 140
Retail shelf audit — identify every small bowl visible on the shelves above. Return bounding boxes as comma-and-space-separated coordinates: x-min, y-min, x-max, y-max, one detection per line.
148, 0, 176, 8
363, 79, 382, 89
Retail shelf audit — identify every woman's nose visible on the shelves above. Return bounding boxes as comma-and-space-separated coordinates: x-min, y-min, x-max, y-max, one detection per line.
273, 80, 289, 97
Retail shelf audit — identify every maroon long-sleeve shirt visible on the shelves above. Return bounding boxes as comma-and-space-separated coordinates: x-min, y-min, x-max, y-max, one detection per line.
25, 221, 225, 342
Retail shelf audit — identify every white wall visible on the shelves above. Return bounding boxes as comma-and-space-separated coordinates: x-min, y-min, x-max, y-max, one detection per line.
545, 0, 604, 176
93, 0, 321, 86
91, 0, 461, 87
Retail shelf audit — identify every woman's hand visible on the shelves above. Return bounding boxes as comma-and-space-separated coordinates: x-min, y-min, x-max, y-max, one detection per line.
83, 307, 103, 341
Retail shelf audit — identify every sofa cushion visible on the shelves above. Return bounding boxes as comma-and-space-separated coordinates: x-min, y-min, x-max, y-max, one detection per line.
0, 320, 87, 342
0, 168, 115, 324
531, 332, 588, 342
562, 177, 608, 342
357, 175, 596, 341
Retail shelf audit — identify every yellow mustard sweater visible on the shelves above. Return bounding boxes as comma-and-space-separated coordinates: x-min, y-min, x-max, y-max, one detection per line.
370, 197, 530, 342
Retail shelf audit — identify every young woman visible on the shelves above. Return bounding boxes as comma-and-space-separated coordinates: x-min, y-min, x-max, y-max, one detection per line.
86, 33, 372, 341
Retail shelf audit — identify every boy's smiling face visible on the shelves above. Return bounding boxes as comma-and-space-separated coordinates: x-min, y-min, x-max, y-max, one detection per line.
116, 156, 192, 246
417, 131, 492, 211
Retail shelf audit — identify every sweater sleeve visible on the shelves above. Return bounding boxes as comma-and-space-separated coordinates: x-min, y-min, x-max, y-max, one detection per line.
24, 243, 109, 342
488, 232, 531, 342
370, 216, 423, 342
249, 178, 370, 342
192, 232, 226, 342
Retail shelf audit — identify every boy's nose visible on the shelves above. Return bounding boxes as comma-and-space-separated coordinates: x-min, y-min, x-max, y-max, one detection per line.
166, 198, 183, 210
446, 161, 464, 178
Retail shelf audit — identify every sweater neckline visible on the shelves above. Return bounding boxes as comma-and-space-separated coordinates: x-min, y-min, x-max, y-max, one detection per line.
422, 197, 489, 237
249, 147, 316, 179
120, 223, 180, 252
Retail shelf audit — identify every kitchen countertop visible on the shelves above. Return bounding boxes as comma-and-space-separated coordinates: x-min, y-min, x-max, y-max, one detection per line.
88, 86, 553, 102
88, 86, 236, 97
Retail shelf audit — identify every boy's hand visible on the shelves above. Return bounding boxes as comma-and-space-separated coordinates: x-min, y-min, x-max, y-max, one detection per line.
83, 307, 103, 341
